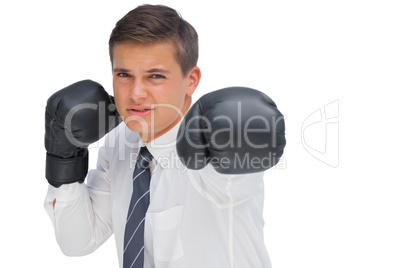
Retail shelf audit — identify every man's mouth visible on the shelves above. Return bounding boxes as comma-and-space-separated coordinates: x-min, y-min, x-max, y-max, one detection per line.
127, 106, 154, 116
131, 108, 151, 112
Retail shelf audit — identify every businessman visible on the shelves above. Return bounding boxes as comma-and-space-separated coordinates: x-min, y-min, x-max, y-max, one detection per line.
44, 4, 286, 268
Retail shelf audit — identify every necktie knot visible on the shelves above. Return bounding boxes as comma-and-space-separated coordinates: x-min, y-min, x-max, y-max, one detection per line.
137, 146, 153, 170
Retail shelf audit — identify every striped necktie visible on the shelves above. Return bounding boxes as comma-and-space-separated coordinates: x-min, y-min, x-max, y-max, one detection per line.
123, 146, 153, 268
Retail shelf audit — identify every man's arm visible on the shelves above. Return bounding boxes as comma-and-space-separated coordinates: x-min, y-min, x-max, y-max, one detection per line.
176, 86, 285, 204
44, 155, 113, 256
43, 80, 119, 255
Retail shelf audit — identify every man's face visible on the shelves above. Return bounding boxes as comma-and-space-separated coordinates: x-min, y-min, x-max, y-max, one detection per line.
112, 42, 200, 142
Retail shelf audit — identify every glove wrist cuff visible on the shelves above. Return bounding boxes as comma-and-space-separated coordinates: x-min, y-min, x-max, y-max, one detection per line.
45, 149, 89, 188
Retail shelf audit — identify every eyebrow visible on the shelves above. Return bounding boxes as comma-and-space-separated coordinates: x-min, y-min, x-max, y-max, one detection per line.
146, 68, 170, 74
112, 67, 170, 74
113, 68, 130, 73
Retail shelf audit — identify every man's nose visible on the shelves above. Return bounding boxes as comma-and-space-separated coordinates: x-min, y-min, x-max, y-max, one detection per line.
129, 79, 148, 100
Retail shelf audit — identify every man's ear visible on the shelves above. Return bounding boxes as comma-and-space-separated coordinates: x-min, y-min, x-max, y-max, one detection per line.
186, 66, 201, 96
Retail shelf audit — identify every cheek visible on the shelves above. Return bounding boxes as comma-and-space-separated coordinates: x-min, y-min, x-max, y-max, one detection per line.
154, 94, 186, 114
153, 97, 188, 126
158, 104, 184, 118
113, 80, 129, 99
112, 85, 126, 115
158, 82, 188, 105
112, 79, 123, 96
153, 89, 185, 117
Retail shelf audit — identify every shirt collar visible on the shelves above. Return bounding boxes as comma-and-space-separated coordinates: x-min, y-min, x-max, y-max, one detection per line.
139, 118, 183, 170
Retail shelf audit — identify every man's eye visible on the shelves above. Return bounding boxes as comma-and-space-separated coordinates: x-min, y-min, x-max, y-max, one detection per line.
117, 73, 130, 78
149, 74, 165, 79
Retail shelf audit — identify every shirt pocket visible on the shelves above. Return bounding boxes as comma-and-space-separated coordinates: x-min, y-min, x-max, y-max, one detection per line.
146, 205, 184, 262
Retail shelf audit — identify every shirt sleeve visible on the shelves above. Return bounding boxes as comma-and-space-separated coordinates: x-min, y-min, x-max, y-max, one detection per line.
43, 143, 113, 256
191, 164, 265, 207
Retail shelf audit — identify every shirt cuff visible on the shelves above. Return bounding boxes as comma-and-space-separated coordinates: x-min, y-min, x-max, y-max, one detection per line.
44, 182, 87, 221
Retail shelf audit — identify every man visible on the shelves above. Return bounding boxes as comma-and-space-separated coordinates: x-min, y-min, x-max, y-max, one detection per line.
44, 4, 286, 268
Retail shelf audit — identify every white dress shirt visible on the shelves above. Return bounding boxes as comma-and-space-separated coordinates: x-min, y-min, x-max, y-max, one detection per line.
44, 120, 272, 268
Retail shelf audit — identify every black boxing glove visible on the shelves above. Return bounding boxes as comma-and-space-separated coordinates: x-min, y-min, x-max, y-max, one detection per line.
45, 80, 121, 187
176, 87, 286, 174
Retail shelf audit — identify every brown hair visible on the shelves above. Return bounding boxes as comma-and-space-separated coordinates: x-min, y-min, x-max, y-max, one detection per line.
109, 4, 198, 76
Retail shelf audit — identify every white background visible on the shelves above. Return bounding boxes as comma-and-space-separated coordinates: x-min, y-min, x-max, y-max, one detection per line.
1, 0, 401, 267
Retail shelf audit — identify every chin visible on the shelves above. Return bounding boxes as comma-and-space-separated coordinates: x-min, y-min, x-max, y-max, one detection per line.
124, 120, 153, 140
